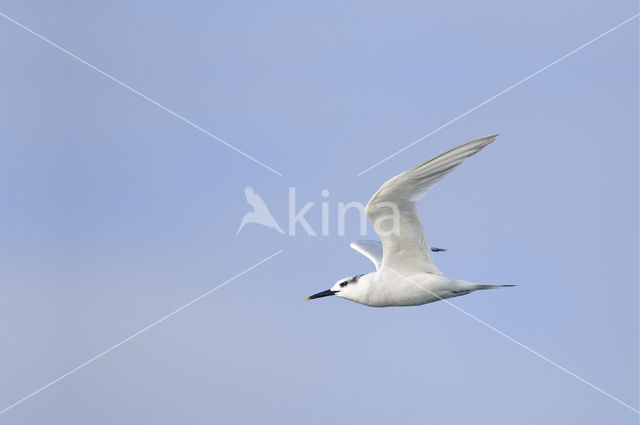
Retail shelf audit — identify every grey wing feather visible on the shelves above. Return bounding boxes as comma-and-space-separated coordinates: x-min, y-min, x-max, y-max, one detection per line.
365, 134, 497, 275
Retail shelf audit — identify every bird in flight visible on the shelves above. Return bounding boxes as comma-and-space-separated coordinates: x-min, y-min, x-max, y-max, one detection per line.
236, 186, 285, 235
306, 135, 513, 307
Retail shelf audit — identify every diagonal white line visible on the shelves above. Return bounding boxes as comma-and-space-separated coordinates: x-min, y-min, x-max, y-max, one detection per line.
0, 250, 283, 416
382, 265, 640, 414
0, 11, 283, 177
357, 13, 640, 177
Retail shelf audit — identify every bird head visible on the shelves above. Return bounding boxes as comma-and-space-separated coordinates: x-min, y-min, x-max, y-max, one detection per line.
305, 274, 368, 303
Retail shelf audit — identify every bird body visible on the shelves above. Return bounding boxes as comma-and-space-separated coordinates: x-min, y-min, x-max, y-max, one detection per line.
306, 134, 514, 307
334, 272, 457, 307
330, 271, 507, 307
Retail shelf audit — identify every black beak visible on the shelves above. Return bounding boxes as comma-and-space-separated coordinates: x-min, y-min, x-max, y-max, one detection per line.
305, 289, 337, 301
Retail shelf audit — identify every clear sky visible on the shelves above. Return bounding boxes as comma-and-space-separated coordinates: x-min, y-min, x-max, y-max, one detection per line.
0, 1, 638, 424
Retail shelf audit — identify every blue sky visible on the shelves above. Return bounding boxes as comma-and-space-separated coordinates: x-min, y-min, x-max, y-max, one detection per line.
0, 1, 638, 424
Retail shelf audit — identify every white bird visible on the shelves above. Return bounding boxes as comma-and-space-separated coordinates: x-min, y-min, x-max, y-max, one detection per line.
236, 186, 285, 235
306, 134, 514, 307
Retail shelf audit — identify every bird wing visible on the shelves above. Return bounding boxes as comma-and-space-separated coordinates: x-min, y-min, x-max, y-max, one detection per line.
350, 240, 383, 271
365, 134, 497, 275
244, 186, 270, 213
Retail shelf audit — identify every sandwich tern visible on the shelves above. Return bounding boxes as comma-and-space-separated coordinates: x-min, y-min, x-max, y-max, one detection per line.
306, 134, 513, 307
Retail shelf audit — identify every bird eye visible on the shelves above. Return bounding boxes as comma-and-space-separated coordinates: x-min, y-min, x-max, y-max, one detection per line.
339, 281, 348, 287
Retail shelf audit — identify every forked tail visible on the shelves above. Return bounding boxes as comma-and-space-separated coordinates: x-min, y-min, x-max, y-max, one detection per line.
472, 284, 516, 290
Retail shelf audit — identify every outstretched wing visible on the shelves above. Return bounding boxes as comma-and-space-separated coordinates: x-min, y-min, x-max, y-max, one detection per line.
351, 240, 447, 270
350, 240, 383, 271
365, 134, 497, 275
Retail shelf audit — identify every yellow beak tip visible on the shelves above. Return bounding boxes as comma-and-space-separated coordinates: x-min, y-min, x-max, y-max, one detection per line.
304, 297, 310, 301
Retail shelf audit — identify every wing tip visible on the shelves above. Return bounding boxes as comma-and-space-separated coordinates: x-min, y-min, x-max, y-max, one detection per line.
459, 133, 499, 154
476, 133, 499, 144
